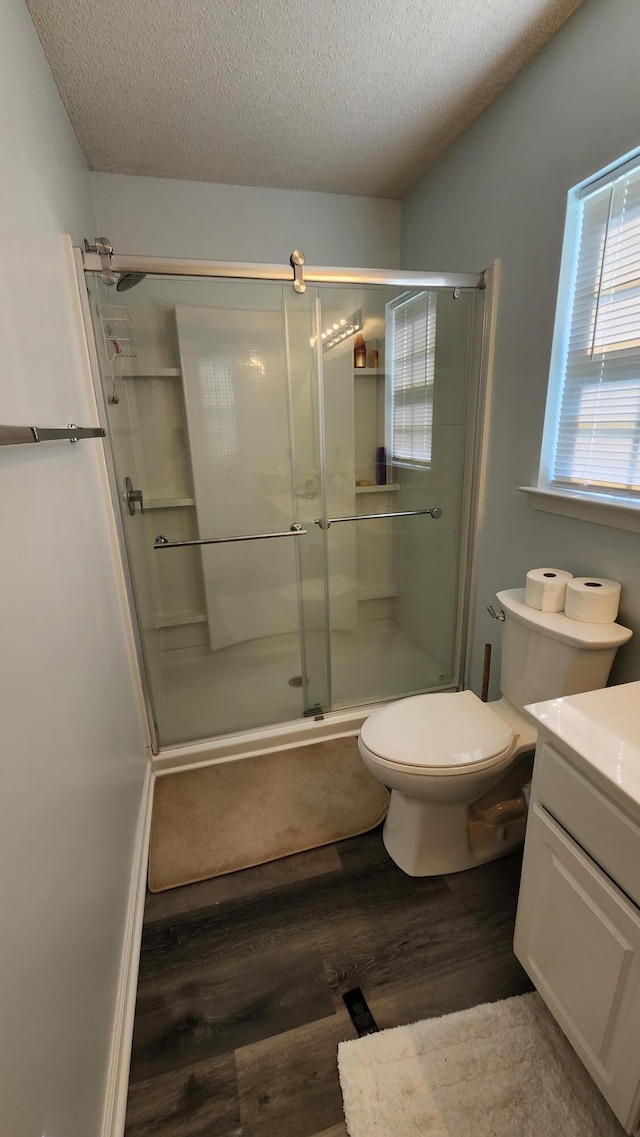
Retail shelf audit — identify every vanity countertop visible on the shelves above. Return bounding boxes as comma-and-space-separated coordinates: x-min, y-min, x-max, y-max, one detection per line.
526, 681, 640, 821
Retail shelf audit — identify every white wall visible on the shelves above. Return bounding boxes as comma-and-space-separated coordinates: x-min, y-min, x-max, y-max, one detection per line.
402, 0, 640, 694
0, 3, 147, 1136
91, 172, 401, 267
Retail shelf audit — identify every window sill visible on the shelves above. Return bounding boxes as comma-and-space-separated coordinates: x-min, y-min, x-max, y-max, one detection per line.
519, 486, 640, 534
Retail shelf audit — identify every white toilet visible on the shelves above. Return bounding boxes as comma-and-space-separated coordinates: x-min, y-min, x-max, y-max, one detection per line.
359, 587, 632, 876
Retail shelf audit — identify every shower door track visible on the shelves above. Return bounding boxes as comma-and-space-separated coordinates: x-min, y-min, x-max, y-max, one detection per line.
81, 248, 484, 291
75, 244, 494, 756
151, 689, 458, 775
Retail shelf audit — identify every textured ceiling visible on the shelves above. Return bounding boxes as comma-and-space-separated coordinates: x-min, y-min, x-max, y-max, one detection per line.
27, 0, 584, 198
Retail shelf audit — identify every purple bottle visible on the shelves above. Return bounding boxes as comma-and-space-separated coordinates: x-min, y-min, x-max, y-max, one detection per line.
376, 446, 387, 486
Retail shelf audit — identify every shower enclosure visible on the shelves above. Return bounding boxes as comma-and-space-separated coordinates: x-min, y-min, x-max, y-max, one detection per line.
80, 250, 487, 749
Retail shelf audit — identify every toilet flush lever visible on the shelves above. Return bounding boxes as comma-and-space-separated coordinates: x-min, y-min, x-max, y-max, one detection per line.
487, 605, 505, 621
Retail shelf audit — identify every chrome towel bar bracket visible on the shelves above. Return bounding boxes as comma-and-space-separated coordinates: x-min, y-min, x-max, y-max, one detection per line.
314, 507, 443, 530
154, 523, 307, 549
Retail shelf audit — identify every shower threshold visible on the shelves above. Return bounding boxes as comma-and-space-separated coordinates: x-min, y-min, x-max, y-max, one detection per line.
152, 683, 457, 775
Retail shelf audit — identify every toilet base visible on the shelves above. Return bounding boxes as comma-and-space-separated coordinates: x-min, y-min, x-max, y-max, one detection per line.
382, 788, 526, 876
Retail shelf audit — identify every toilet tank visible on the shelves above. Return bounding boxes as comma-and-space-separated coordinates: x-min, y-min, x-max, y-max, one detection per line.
496, 588, 632, 714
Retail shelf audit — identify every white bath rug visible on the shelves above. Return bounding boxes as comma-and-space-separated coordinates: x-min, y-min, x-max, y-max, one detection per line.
338, 992, 625, 1137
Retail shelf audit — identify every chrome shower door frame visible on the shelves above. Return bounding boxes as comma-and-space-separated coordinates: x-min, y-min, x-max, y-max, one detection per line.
75, 247, 493, 754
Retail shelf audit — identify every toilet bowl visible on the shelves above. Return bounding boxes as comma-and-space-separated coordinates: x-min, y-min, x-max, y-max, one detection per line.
358, 587, 633, 877
359, 690, 535, 875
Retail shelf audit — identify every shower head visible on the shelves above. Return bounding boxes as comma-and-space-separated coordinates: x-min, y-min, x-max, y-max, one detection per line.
116, 272, 147, 292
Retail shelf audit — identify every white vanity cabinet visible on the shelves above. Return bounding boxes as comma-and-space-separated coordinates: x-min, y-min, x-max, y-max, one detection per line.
515, 711, 640, 1134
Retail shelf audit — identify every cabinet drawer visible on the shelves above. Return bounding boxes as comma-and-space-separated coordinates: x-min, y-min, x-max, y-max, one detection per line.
533, 741, 640, 908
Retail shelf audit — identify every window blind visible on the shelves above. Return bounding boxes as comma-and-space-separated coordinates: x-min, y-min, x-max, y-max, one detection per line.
389, 292, 437, 465
551, 159, 640, 495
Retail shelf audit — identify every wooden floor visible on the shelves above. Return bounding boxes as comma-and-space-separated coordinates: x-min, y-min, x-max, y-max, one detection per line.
125, 827, 533, 1137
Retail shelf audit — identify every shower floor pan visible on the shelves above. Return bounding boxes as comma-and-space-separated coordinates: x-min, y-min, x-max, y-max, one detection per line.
152, 618, 451, 750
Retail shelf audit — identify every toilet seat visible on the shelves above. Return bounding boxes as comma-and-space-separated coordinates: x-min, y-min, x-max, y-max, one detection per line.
359, 690, 515, 776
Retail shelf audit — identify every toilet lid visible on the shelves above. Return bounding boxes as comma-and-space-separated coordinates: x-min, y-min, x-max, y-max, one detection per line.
360, 691, 514, 769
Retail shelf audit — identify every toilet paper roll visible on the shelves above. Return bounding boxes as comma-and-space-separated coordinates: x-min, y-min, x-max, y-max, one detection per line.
565, 577, 621, 624
525, 568, 574, 613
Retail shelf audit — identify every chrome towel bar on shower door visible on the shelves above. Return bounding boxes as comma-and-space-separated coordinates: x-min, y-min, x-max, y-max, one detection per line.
153, 524, 307, 549
313, 507, 442, 530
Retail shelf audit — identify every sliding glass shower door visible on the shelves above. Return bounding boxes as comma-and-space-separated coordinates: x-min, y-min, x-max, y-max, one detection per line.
86, 266, 481, 746
316, 283, 474, 707
87, 274, 330, 743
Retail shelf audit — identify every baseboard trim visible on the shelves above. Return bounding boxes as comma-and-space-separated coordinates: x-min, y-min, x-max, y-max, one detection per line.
100, 763, 154, 1137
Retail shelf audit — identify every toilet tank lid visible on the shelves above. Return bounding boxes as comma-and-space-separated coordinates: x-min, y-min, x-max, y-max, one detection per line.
359, 691, 514, 769
497, 589, 632, 649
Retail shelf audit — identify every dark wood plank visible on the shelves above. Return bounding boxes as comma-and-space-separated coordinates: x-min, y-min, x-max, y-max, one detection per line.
235, 1010, 352, 1137
444, 847, 524, 896
317, 860, 459, 992
125, 1051, 241, 1137
136, 858, 384, 983
318, 854, 524, 1015
130, 936, 334, 1084
144, 843, 343, 924
366, 948, 533, 1033
335, 824, 387, 872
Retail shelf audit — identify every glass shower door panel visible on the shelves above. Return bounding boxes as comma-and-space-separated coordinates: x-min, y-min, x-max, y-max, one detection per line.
319, 284, 474, 708
87, 273, 325, 744
86, 274, 169, 730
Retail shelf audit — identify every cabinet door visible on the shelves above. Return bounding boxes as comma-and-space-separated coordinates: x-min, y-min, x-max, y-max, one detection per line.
514, 803, 640, 1131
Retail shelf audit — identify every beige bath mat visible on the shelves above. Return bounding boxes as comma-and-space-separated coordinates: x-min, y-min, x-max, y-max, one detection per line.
148, 735, 389, 892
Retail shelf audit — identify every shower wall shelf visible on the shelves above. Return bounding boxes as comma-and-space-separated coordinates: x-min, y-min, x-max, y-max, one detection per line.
120, 367, 181, 378
146, 496, 195, 510
355, 484, 398, 494
156, 611, 207, 629
0, 424, 106, 446
357, 585, 399, 602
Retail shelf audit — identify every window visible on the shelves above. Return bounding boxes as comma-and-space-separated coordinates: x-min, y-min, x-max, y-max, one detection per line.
387, 291, 437, 466
540, 153, 640, 502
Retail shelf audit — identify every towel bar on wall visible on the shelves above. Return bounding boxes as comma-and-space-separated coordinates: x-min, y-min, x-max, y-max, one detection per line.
0, 424, 106, 446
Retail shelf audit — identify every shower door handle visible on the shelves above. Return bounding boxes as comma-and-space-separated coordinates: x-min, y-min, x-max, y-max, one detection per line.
153, 524, 307, 549
314, 507, 442, 530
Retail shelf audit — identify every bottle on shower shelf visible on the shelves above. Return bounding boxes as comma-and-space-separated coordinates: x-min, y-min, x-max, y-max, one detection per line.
354, 333, 366, 368
376, 446, 387, 485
